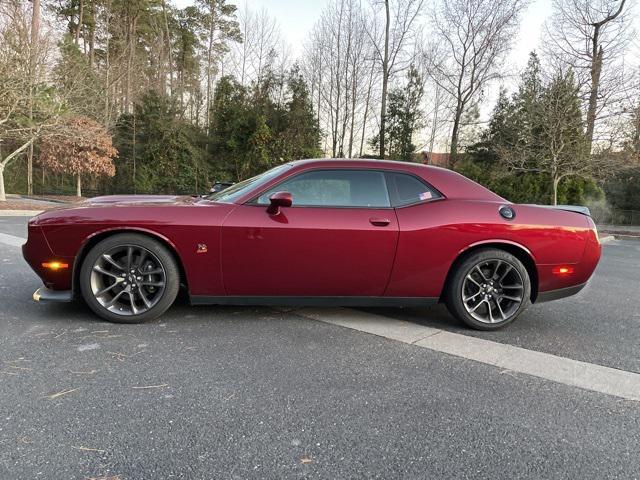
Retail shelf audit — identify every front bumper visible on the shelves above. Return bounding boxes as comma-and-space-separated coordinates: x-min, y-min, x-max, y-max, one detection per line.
32, 287, 73, 303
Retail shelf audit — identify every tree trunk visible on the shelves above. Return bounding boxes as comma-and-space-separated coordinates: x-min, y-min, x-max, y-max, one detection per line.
76, 174, 82, 197
379, 0, 390, 159
161, 0, 174, 95
449, 99, 464, 167
88, 1, 95, 69
104, 0, 110, 124
205, 2, 217, 136
0, 165, 5, 202
359, 60, 375, 157
585, 44, 603, 152
27, 143, 33, 196
552, 177, 559, 206
75, 0, 84, 46
428, 85, 442, 161
28, 0, 41, 196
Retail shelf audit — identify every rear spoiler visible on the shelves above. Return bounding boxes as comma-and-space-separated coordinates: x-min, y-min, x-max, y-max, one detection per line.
526, 204, 591, 216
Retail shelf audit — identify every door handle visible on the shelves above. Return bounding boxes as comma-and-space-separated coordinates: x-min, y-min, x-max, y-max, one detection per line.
369, 217, 390, 226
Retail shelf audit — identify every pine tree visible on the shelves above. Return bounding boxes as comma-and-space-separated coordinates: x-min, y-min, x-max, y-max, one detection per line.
383, 65, 424, 161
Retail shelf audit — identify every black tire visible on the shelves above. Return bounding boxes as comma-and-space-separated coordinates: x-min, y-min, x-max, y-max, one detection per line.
80, 233, 180, 323
445, 248, 531, 331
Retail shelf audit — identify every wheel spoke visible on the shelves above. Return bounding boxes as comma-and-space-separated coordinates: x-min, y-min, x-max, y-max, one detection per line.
492, 260, 503, 279
500, 294, 522, 302
96, 283, 118, 297
475, 265, 489, 281
138, 289, 152, 309
93, 265, 119, 279
487, 300, 495, 323
136, 251, 147, 270
496, 299, 507, 320
126, 246, 133, 269
466, 274, 482, 288
143, 268, 163, 275
104, 290, 125, 308
141, 281, 164, 287
102, 254, 125, 271
463, 291, 482, 302
498, 265, 513, 283
501, 284, 523, 289
469, 299, 487, 313
129, 292, 139, 315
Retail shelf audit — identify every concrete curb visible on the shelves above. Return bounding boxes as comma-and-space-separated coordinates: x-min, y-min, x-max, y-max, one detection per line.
0, 210, 43, 217
295, 307, 640, 403
598, 235, 615, 244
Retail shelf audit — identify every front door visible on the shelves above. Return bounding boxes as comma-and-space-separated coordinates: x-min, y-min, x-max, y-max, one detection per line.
221, 169, 399, 297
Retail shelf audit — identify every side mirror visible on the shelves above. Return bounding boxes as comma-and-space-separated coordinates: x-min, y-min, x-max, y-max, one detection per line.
267, 191, 293, 215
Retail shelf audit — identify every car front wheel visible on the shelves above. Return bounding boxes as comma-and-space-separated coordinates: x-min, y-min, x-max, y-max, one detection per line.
80, 233, 180, 323
445, 248, 531, 330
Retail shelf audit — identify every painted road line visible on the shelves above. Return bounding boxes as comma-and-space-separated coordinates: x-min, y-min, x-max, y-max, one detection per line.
0, 232, 25, 248
297, 307, 640, 402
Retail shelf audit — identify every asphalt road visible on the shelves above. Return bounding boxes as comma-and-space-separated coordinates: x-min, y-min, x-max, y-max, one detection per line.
1, 216, 639, 479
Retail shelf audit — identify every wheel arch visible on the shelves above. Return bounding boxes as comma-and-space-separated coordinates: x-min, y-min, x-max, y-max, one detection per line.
72, 227, 189, 297
440, 240, 539, 303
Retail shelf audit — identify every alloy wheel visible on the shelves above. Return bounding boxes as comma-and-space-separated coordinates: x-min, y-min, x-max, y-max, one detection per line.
461, 259, 525, 324
90, 244, 166, 316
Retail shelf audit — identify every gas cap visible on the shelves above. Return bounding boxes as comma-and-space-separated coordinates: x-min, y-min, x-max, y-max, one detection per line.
499, 205, 516, 220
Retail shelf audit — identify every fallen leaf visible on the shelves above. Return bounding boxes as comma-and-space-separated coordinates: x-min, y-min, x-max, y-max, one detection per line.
131, 384, 168, 390
47, 388, 79, 399
300, 457, 314, 464
72, 446, 106, 453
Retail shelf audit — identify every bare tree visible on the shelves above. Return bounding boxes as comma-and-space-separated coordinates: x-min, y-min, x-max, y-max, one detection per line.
0, 0, 58, 201
227, 6, 281, 86
304, 0, 369, 157
545, 0, 635, 152
368, 0, 424, 158
426, 0, 527, 165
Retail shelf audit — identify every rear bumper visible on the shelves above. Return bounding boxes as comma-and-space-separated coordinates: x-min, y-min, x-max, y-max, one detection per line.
536, 282, 587, 303
32, 287, 73, 303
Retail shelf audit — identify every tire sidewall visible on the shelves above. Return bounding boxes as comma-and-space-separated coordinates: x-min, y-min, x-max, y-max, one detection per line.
80, 233, 180, 323
446, 249, 531, 331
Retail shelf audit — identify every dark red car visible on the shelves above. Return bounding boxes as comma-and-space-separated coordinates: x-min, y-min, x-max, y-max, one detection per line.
22, 159, 601, 330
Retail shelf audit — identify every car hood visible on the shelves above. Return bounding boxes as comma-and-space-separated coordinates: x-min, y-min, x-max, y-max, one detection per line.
29, 195, 221, 226
84, 194, 197, 206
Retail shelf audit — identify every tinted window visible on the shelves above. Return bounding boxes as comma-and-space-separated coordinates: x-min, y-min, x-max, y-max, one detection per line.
386, 172, 440, 207
256, 170, 391, 208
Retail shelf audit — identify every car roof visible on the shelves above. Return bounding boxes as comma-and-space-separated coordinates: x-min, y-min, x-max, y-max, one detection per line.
286, 158, 505, 202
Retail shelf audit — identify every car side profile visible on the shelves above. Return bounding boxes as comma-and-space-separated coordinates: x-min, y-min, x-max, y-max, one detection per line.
22, 159, 601, 330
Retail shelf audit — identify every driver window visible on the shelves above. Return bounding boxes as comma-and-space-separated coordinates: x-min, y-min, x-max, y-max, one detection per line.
256, 170, 391, 208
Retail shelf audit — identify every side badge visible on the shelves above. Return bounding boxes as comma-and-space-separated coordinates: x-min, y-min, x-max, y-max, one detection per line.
196, 243, 208, 254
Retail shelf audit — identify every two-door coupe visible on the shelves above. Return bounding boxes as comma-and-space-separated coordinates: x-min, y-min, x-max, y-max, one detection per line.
22, 159, 601, 330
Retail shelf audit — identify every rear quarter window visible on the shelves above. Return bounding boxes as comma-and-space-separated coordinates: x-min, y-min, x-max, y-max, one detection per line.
385, 172, 442, 207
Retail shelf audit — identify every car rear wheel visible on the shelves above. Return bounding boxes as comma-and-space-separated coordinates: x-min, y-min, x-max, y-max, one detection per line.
445, 248, 531, 330
80, 233, 180, 323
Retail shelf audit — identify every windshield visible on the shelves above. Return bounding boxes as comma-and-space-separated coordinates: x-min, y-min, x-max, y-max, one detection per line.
207, 164, 293, 203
